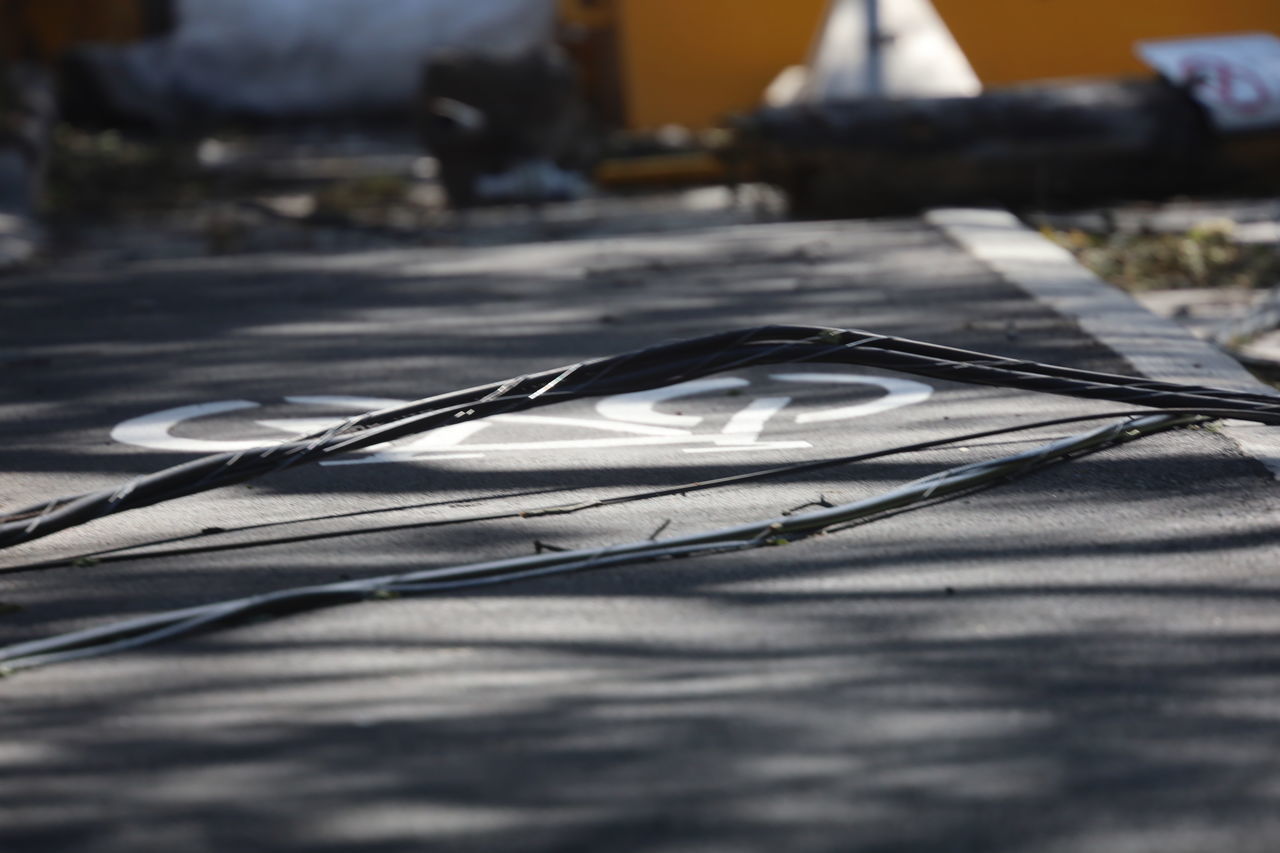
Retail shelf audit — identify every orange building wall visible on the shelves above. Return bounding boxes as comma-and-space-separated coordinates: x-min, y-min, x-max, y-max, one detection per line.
932, 0, 1280, 86
615, 0, 828, 130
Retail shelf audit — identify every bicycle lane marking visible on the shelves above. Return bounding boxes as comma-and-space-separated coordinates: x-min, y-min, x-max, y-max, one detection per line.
108, 375, 935, 465
109, 397, 408, 454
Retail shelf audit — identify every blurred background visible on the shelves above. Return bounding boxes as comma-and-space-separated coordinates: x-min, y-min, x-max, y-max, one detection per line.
2, 0, 1279, 349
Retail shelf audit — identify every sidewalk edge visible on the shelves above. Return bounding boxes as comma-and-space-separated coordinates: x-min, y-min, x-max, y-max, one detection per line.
927, 207, 1280, 480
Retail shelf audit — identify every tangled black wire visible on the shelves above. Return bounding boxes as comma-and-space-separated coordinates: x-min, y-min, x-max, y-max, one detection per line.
3, 324, 1279, 551
0, 411, 1201, 672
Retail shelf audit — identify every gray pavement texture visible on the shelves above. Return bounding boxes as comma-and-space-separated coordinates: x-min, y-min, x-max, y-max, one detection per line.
2, 213, 1280, 852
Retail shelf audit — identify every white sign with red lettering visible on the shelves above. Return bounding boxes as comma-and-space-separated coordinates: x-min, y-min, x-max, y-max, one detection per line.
1137, 33, 1280, 131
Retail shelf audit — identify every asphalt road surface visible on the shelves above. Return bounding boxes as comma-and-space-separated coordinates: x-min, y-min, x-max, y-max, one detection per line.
3, 214, 1280, 852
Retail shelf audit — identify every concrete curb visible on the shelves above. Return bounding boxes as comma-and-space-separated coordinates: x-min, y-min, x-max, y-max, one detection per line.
927, 207, 1280, 479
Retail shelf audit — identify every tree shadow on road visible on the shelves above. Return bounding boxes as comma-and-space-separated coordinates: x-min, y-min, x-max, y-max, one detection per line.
3, 219, 1279, 852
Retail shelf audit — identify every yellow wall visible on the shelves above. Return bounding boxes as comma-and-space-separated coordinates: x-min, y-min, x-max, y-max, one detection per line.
615, 0, 828, 130
565, 0, 1278, 130
932, 0, 1280, 86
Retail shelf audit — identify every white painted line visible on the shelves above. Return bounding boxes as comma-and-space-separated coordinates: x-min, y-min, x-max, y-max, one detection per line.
111, 401, 265, 453
595, 377, 748, 427
493, 413, 689, 437
774, 373, 934, 423
928, 208, 1280, 479
718, 396, 791, 444
683, 442, 813, 454
255, 418, 346, 435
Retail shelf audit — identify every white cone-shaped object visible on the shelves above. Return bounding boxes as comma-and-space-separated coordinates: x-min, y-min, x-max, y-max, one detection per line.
793, 0, 980, 103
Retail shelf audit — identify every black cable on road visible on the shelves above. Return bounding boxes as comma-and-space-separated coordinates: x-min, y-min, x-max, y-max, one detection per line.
0, 408, 1232, 576
0, 412, 1195, 673
3, 325, 1277, 551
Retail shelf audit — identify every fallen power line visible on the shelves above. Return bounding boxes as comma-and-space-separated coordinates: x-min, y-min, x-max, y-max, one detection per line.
0, 407, 1245, 576
0, 412, 1198, 673
3, 325, 1280, 551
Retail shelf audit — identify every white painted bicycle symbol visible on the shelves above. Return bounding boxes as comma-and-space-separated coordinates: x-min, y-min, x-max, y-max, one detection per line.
111, 373, 932, 466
